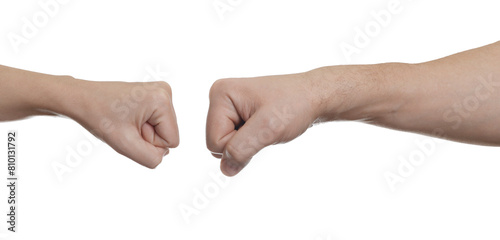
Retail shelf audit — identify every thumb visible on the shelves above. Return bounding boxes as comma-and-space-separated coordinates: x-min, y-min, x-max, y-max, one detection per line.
221, 111, 282, 176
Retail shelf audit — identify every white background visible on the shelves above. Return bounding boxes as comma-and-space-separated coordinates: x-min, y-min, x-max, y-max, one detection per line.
1, 0, 500, 239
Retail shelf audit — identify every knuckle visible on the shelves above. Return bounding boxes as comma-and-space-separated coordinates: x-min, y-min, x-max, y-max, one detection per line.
150, 87, 171, 104
206, 128, 219, 147
206, 137, 222, 153
157, 81, 172, 95
169, 137, 180, 148
225, 142, 250, 165
209, 78, 234, 99
206, 138, 217, 151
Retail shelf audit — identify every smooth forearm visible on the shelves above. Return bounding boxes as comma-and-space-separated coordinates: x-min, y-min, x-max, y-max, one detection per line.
0, 65, 178, 168
0, 65, 81, 121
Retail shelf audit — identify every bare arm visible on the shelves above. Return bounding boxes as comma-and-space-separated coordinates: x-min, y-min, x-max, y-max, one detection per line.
0, 65, 66, 121
207, 41, 500, 176
0, 65, 180, 168
315, 41, 500, 145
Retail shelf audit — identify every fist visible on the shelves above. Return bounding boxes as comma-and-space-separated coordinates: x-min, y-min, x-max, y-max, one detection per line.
206, 73, 321, 176
74, 80, 180, 168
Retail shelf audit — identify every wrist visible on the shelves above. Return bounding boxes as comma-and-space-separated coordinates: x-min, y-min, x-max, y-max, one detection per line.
36, 75, 90, 121
306, 63, 416, 123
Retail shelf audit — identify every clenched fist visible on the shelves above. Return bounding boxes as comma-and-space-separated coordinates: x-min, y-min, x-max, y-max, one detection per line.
0, 65, 180, 169
206, 73, 323, 176
70, 80, 180, 168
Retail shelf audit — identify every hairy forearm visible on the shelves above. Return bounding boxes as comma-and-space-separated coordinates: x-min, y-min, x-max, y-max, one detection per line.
310, 41, 500, 145
0, 65, 81, 121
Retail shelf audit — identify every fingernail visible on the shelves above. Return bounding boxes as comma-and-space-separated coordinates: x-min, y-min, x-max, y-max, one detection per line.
222, 150, 241, 176
163, 149, 169, 156
224, 159, 242, 176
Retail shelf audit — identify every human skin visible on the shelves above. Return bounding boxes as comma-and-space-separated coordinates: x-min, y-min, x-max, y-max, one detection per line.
206, 41, 500, 177
0, 65, 180, 168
